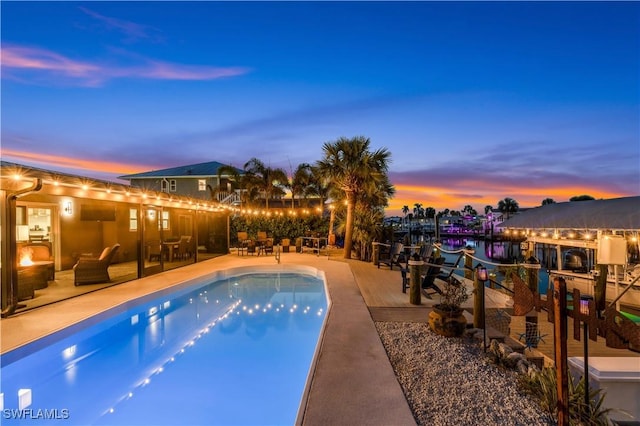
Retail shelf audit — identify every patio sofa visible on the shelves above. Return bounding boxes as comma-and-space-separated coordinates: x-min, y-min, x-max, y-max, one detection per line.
73, 243, 120, 286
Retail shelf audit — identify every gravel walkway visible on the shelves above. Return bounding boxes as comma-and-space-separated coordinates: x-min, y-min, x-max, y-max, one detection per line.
376, 322, 552, 426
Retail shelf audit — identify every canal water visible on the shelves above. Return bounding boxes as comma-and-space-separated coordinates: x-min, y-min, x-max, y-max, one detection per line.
433, 237, 552, 295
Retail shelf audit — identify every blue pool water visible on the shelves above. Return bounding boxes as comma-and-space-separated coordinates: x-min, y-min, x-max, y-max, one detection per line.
1, 271, 328, 425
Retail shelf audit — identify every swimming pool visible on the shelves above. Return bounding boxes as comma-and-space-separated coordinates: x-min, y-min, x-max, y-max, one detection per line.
0, 270, 328, 425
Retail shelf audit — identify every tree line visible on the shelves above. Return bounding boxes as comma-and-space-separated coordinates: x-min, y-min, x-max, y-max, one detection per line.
210, 136, 394, 260
210, 133, 597, 261
401, 195, 597, 222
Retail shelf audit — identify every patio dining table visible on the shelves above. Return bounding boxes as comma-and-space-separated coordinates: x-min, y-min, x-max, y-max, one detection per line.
162, 241, 180, 261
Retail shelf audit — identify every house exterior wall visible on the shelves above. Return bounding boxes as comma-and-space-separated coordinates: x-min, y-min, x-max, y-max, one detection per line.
128, 176, 221, 201
17, 193, 140, 269
1, 162, 231, 315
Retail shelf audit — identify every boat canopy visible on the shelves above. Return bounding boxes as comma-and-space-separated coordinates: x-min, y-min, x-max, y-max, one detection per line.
500, 196, 640, 231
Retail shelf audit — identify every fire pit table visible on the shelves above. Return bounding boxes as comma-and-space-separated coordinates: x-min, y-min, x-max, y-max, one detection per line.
18, 261, 53, 291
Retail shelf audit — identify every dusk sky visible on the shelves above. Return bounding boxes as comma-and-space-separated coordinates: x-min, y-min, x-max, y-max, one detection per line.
2, 1, 639, 215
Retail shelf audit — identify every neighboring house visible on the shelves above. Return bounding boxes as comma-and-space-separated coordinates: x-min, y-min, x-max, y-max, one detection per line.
119, 161, 243, 204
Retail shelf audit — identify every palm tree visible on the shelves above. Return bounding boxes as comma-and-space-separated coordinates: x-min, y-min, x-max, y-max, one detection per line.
497, 197, 519, 219
306, 165, 331, 210
541, 198, 556, 206
243, 158, 289, 210
462, 205, 477, 216
570, 195, 595, 202
290, 163, 313, 209
413, 203, 424, 219
208, 164, 249, 207
402, 205, 410, 231
484, 205, 493, 215
352, 172, 394, 260
316, 136, 393, 259
412, 203, 423, 235
424, 207, 436, 219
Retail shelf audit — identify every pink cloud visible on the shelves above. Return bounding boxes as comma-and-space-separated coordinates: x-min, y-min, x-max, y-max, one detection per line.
2, 45, 98, 76
79, 7, 164, 43
1, 44, 250, 86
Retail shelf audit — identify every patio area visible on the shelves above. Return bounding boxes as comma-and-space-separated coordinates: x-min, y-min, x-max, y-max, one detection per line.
2, 248, 638, 425
12, 251, 222, 313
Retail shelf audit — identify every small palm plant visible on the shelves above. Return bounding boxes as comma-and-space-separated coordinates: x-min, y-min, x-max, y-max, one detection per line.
437, 277, 469, 313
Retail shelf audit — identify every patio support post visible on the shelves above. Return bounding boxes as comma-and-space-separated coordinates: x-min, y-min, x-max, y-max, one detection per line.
1, 178, 42, 317
525, 257, 540, 348
473, 271, 484, 329
136, 202, 144, 279
553, 276, 569, 426
408, 258, 423, 305
372, 242, 380, 266
0, 191, 17, 315
473, 265, 488, 349
593, 264, 607, 316
464, 248, 473, 280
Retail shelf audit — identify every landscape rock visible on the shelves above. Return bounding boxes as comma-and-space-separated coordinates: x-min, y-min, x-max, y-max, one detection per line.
376, 322, 550, 426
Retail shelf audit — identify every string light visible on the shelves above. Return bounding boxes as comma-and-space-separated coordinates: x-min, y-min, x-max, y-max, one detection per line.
102, 295, 328, 418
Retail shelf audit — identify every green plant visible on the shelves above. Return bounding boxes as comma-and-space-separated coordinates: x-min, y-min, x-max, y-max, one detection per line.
518, 366, 557, 421
569, 375, 618, 425
518, 367, 619, 425
230, 215, 328, 245
437, 277, 469, 312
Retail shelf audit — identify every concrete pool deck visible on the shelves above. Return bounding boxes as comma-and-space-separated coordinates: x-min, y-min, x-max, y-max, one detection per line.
1, 251, 417, 425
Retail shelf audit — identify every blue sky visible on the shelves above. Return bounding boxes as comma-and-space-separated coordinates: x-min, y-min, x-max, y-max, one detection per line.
2, 1, 639, 214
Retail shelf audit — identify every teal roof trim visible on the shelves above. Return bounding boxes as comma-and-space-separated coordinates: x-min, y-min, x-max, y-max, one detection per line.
501, 196, 640, 230
119, 161, 242, 179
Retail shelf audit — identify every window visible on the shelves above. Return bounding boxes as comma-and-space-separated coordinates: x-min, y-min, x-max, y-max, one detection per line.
161, 179, 177, 192
129, 208, 138, 231
198, 179, 206, 191
161, 211, 170, 230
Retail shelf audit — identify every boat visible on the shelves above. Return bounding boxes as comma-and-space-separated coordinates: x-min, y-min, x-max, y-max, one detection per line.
500, 196, 640, 315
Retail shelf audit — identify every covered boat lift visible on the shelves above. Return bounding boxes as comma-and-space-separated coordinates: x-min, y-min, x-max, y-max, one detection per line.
501, 196, 640, 312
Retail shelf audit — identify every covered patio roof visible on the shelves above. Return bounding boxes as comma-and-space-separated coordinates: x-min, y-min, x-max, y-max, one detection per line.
500, 196, 640, 231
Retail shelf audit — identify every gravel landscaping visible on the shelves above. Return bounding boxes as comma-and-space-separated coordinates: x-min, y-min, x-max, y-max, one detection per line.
375, 322, 552, 426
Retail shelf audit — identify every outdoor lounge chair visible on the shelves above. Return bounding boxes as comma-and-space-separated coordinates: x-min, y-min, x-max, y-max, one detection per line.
401, 256, 445, 294
417, 244, 433, 262
73, 243, 120, 286
174, 236, 192, 260
263, 238, 274, 255
147, 240, 162, 261
437, 252, 465, 282
246, 239, 257, 255
237, 232, 251, 256
421, 257, 446, 297
378, 242, 404, 270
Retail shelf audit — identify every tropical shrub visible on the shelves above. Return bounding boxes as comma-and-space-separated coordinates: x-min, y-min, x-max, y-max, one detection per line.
230, 215, 328, 246
518, 366, 619, 425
